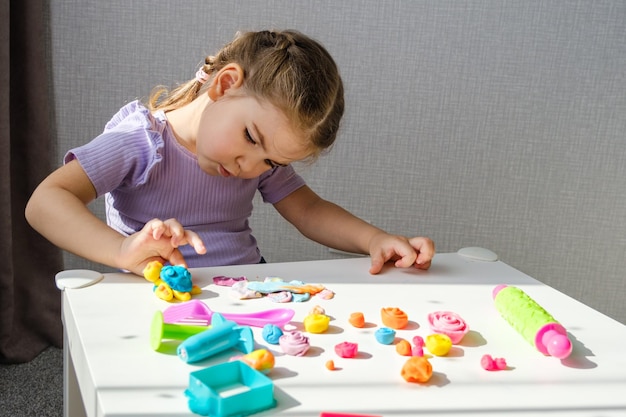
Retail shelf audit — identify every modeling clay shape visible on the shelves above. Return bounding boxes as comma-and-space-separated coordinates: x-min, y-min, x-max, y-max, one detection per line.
232, 349, 275, 373
261, 324, 283, 345
335, 342, 358, 358
267, 291, 293, 303
380, 307, 408, 329
246, 278, 326, 295
349, 312, 365, 328
150, 311, 207, 351
395, 339, 412, 356
425, 333, 452, 356
310, 305, 325, 315
303, 313, 330, 333
291, 292, 311, 302
427, 311, 469, 344
401, 356, 433, 383
493, 284, 573, 359
212, 275, 247, 287
412, 335, 425, 347
325, 360, 336, 370
177, 313, 254, 363
317, 288, 335, 299
143, 261, 201, 302
412, 345, 424, 357
279, 331, 310, 356
185, 361, 276, 417
480, 354, 508, 371
163, 299, 295, 328
375, 327, 396, 345
230, 280, 262, 300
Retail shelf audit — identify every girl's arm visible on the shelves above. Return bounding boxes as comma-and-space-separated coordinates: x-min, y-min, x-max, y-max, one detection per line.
273, 185, 434, 274
25, 160, 205, 275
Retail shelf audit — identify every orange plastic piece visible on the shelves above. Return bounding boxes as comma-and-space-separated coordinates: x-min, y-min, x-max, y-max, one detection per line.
401, 356, 433, 383
380, 307, 408, 329
325, 360, 336, 370
395, 339, 412, 356
349, 312, 365, 328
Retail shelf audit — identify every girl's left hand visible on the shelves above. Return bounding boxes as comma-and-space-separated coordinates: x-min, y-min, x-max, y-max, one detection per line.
368, 234, 435, 275
118, 218, 207, 276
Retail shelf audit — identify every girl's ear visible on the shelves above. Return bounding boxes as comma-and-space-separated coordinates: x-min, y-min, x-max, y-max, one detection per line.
207, 63, 244, 100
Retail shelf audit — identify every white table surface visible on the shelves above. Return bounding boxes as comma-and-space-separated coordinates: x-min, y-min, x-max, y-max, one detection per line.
62, 253, 626, 417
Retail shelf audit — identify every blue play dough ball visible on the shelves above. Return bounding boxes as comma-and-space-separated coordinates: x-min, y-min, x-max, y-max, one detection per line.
375, 327, 396, 345
160, 265, 193, 292
262, 324, 283, 345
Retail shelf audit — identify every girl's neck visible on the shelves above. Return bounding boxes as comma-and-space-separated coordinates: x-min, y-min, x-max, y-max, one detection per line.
164, 93, 211, 154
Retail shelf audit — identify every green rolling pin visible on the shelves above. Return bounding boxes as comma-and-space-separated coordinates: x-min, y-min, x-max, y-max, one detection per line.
150, 310, 207, 351
493, 284, 572, 359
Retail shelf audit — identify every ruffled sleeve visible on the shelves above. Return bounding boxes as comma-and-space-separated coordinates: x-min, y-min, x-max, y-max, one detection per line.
64, 101, 165, 198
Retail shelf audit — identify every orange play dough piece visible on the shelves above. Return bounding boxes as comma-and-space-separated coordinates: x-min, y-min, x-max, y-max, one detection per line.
349, 312, 365, 328
381, 307, 408, 329
401, 356, 433, 383
395, 339, 412, 356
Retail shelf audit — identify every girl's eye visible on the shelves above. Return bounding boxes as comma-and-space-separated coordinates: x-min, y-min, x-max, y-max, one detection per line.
265, 159, 287, 169
245, 129, 257, 145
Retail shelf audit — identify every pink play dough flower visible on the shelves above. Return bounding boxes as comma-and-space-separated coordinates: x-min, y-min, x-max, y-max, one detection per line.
279, 331, 310, 356
427, 311, 469, 344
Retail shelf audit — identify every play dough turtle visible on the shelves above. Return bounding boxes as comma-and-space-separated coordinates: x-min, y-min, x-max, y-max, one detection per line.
143, 261, 202, 302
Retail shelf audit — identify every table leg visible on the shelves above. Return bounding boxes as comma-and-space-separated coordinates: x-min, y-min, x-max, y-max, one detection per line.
64, 318, 87, 417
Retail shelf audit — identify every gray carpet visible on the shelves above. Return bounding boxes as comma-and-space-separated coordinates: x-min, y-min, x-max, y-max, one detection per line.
0, 346, 63, 417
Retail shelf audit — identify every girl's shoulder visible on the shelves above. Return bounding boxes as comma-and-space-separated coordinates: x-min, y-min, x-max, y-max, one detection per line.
104, 100, 163, 133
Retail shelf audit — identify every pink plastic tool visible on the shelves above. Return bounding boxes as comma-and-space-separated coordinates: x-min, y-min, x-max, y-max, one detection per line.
163, 299, 295, 328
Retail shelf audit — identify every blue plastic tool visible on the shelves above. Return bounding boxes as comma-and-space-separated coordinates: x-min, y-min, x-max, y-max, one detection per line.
185, 361, 276, 416
177, 313, 254, 363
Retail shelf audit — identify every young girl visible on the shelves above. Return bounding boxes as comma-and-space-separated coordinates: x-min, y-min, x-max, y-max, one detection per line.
25, 29, 434, 277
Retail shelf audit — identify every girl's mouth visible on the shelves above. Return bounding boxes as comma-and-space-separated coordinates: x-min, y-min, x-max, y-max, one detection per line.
218, 165, 232, 177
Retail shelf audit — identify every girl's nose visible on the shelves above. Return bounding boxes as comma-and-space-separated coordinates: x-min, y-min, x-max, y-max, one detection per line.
236, 156, 271, 178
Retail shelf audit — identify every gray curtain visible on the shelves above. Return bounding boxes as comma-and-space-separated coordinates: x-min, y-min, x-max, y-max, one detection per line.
0, 0, 63, 363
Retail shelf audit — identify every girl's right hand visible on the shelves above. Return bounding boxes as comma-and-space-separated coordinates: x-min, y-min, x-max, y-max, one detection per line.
118, 218, 207, 276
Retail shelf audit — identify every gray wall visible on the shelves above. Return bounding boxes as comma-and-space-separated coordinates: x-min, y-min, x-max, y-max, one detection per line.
49, 1, 626, 324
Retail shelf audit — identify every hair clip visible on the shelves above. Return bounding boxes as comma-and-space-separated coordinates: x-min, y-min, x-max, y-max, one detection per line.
195, 69, 210, 84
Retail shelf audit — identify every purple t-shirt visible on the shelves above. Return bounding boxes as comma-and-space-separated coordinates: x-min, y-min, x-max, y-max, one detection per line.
65, 101, 306, 267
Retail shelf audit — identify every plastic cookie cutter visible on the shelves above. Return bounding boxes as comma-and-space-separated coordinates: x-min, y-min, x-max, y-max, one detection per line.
177, 313, 255, 364
185, 361, 276, 417
150, 311, 208, 351
163, 299, 295, 328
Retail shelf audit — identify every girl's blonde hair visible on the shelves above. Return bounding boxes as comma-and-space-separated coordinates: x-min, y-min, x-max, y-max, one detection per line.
148, 30, 344, 160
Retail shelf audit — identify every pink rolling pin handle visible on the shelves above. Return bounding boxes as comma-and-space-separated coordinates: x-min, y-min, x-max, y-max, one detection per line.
492, 284, 508, 299
535, 323, 573, 359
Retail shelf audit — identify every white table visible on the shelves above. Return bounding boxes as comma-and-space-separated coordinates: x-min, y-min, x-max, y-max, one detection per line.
61, 253, 626, 417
